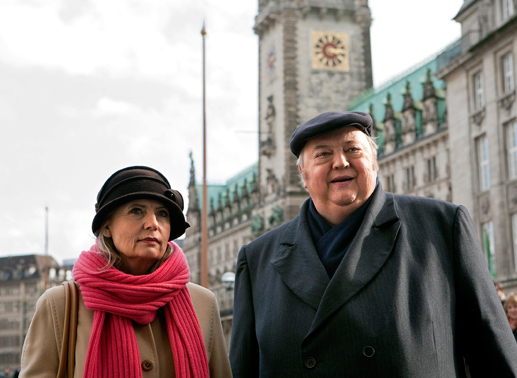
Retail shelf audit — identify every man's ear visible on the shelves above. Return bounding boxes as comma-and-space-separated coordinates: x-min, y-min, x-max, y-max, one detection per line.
102, 225, 112, 238
298, 165, 308, 189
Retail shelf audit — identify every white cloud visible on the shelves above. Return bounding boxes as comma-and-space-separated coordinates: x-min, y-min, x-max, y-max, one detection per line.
0, 95, 16, 121
0, 0, 257, 81
92, 97, 132, 117
0, 1, 185, 77
7, 228, 23, 238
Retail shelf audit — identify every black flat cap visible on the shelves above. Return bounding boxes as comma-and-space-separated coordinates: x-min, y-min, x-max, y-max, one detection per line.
290, 111, 373, 157
92, 166, 189, 241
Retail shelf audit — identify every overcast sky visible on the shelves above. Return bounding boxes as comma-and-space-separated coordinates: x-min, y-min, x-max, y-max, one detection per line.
0, 0, 463, 263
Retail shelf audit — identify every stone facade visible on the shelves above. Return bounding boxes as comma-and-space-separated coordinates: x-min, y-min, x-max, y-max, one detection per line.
183, 0, 374, 346
437, 0, 517, 289
0, 255, 72, 372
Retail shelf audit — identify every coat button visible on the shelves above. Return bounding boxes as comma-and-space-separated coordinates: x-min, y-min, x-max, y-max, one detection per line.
304, 357, 317, 369
142, 360, 154, 371
363, 346, 375, 358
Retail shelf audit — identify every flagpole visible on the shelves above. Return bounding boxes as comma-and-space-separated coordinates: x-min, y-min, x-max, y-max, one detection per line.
44, 206, 49, 290
201, 22, 209, 288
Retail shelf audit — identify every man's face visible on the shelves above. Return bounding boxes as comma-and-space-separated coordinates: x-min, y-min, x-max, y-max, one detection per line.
299, 126, 377, 225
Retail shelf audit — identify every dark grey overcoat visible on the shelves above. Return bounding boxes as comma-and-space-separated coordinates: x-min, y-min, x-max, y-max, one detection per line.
229, 186, 517, 377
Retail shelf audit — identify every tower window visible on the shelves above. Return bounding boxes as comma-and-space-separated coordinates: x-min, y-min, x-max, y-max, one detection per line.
406, 166, 415, 191
427, 157, 437, 182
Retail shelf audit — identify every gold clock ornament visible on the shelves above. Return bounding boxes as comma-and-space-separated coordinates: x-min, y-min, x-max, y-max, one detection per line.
312, 31, 349, 72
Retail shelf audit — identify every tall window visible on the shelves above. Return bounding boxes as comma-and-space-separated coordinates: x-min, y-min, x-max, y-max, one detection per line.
507, 121, 517, 179
387, 174, 395, 193
473, 71, 484, 109
427, 157, 437, 182
503, 53, 515, 93
482, 221, 496, 278
477, 136, 490, 191
512, 213, 517, 272
502, 0, 514, 20
406, 166, 415, 191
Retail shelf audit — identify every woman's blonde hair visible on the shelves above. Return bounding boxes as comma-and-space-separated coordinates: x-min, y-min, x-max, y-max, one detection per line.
504, 292, 517, 315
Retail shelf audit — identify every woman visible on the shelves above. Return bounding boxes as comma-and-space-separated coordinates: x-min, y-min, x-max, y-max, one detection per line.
20, 166, 232, 377
505, 292, 517, 343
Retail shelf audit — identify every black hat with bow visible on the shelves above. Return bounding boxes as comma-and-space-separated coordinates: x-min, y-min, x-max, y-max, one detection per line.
92, 166, 189, 241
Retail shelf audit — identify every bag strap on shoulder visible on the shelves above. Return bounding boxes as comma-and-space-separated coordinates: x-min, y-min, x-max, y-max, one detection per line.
57, 281, 79, 378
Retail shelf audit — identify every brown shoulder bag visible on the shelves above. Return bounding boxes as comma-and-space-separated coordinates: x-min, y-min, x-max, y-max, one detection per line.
56, 281, 79, 378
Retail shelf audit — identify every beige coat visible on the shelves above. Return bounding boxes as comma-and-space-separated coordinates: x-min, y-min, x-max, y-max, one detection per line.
20, 282, 232, 378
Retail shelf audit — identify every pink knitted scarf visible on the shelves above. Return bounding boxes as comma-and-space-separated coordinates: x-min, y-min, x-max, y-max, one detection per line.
73, 242, 209, 378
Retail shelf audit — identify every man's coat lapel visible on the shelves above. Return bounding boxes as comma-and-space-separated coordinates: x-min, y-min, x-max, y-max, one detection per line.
270, 200, 330, 310
308, 188, 401, 334
269, 188, 400, 331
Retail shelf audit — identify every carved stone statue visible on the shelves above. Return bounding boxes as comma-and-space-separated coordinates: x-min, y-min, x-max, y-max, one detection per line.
265, 95, 276, 133
261, 95, 276, 157
266, 169, 278, 195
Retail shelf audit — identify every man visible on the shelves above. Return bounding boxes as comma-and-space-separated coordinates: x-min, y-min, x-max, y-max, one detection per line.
229, 111, 517, 377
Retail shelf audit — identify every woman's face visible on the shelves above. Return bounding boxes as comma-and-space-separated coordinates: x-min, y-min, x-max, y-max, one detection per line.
508, 303, 517, 320
102, 199, 170, 275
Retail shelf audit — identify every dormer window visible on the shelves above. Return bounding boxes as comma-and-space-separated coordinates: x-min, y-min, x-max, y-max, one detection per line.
502, 0, 514, 21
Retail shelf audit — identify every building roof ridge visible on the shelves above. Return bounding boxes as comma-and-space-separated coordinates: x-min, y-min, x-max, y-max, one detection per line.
350, 38, 459, 108
454, 0, 478, 20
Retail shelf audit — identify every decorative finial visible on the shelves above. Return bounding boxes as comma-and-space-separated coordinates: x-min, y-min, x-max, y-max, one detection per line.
201, 20, 207, 36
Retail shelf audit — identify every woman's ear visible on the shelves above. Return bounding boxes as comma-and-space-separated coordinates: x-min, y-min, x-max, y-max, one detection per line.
102, 225, 112, 238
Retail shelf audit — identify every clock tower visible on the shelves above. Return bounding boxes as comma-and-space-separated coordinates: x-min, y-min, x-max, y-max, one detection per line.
253, 0, 373, 225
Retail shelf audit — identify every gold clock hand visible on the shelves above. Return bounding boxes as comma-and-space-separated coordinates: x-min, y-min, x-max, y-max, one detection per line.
326, 47, 345, 55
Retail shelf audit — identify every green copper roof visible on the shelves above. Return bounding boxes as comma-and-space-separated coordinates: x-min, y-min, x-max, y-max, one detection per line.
348, 54, 447, 153
194, 162, 258, 212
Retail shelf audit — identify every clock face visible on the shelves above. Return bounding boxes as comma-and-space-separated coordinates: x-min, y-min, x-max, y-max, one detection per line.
312, 31, 349, 72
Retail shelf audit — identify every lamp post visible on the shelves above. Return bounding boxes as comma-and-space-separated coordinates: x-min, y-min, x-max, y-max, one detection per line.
221, 271, 235, 291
